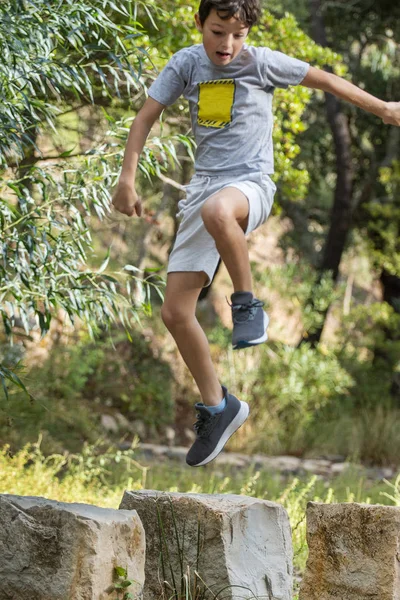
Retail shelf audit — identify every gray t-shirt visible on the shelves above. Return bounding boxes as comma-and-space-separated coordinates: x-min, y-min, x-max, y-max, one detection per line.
148, 43, 309, 175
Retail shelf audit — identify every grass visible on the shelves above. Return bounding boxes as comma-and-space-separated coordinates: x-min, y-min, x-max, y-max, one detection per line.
1, 436, 400, 598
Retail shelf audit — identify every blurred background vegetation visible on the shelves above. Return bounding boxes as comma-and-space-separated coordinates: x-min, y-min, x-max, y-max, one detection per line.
1, 0, 399, 594
1, 0, 399, 464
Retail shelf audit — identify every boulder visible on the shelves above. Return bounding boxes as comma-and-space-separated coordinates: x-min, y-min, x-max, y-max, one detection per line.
101, 414, 119, 433
300, 501, 400, 600
120, 489, 293, 600
0, 494, 145, 600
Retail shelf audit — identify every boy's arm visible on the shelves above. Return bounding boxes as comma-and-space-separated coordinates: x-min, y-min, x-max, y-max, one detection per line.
112, 97, 166, 217
300, 66, 400, 126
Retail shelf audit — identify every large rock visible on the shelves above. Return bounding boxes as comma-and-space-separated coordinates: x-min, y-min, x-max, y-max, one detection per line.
300, 501, 400, 600
0, 494, 145, 600
120, 490, 293, 600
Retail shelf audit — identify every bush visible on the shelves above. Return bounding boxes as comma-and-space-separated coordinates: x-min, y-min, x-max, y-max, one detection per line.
246, 343, 354, 455
0, 325, 175, 454
81, 327, 175, 428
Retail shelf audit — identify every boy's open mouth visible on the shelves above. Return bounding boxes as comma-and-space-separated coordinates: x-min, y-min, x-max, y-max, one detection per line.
216, 51, 231, 59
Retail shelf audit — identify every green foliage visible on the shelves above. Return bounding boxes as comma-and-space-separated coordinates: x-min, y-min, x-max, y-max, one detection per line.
239, 252, 398, 462
111, 565, 140, 599
334, 302, 400, 418
207, 258, 399, 463
0, 436, 148, 506
0, 0, 191, 396
0, 325, 175, 453
340, 302, 400, 359
255, 260, 341, 333
110, 116, 196, 181
251, 10, 344, 204
275, 0, 400, 343
365, 161, 400, 276
2, 0, 398, 474
380, 473, 400, 506
0, 0, 345, 401
307, 405, 400, 467
249, 343, 353, 455
142, 0, 201, 61
0, 337, 105, 454
0, 362, 34, 404
0, 0, 145, 166
79, 327, 175, 428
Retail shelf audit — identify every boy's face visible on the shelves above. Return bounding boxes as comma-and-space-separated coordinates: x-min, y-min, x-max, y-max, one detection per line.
195, 9, 249, 66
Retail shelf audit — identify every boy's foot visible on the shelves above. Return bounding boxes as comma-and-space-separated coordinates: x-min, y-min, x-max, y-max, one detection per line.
229, 291, 269, 350
186, 385, 249, 467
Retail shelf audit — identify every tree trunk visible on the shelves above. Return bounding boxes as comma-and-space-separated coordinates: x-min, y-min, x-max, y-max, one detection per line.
376, 270, 400, 402
301, 0, 354, 346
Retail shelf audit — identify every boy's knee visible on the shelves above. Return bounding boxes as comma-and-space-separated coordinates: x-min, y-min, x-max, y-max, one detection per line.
160, 303, 173, 328
161, 302, 194, 329
201, 196, 233, 231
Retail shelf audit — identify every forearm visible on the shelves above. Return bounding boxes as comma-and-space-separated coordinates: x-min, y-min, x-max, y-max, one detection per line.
302, 67, 390, 121
324, 73, 388, 119
119, 116, 152, 183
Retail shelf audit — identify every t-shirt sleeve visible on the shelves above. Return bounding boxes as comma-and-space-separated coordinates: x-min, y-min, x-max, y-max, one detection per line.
262, 48, 310, 89
147, 50, 187, 106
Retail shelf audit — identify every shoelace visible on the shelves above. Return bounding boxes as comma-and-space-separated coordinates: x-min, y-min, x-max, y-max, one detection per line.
193, 410, 217, 438
226, 297, 264, 324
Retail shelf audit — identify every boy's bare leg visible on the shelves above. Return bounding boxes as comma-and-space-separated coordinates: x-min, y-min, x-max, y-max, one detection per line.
201, 187, 252, 293
161, 271, 224, 406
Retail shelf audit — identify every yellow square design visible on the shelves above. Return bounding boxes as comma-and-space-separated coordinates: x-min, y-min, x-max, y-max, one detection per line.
197, 79, 235, 128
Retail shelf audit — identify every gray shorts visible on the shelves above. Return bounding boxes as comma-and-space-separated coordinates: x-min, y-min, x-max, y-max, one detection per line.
167, 171, 277, 287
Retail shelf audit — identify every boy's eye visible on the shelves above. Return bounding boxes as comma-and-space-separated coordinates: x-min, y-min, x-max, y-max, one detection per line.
212, 30, 223, 35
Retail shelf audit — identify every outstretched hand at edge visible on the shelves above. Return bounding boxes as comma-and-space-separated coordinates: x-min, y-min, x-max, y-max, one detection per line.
382, 102, 400, 126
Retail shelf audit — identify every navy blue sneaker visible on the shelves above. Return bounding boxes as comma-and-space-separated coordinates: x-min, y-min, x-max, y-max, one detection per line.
186, 385, 249, 467
228, 291, 269, 350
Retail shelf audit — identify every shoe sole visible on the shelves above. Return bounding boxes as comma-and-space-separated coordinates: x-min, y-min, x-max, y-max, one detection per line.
233, 311, 269, 350
190, 401, 249, 467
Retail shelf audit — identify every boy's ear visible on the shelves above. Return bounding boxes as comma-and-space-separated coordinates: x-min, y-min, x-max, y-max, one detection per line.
194, 12, 203, 33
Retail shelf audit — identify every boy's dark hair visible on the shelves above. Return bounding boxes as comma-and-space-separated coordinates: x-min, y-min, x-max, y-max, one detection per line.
198, 0, 261, 28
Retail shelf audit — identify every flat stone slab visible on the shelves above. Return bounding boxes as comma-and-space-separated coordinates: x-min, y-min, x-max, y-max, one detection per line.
299, 502, 400, 600
0, 494, 145, 600
120, 489, 293, 600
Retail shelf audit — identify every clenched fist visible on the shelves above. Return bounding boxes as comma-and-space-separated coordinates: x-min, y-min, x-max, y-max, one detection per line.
111, 180, 142, 217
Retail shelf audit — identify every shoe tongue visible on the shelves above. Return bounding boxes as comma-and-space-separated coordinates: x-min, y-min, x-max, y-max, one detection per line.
231, 291, 253, 305
195, 403, 214, 415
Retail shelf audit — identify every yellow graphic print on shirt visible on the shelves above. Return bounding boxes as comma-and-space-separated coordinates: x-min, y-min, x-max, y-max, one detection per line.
197, 79, 235, 128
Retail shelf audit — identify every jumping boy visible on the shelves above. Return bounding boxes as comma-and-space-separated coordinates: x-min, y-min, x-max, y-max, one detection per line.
112, 0, 400, 467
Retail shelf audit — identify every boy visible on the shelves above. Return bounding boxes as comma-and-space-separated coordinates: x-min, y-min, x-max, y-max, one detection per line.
112, 0, 400, 468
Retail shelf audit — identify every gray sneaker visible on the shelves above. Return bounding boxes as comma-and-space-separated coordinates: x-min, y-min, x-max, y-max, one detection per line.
186, 385, 249, 467
229, 291, 269, 350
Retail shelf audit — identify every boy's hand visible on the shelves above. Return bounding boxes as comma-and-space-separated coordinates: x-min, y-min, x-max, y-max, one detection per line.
111, 180, 142, 217
382, 102, 400, 126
